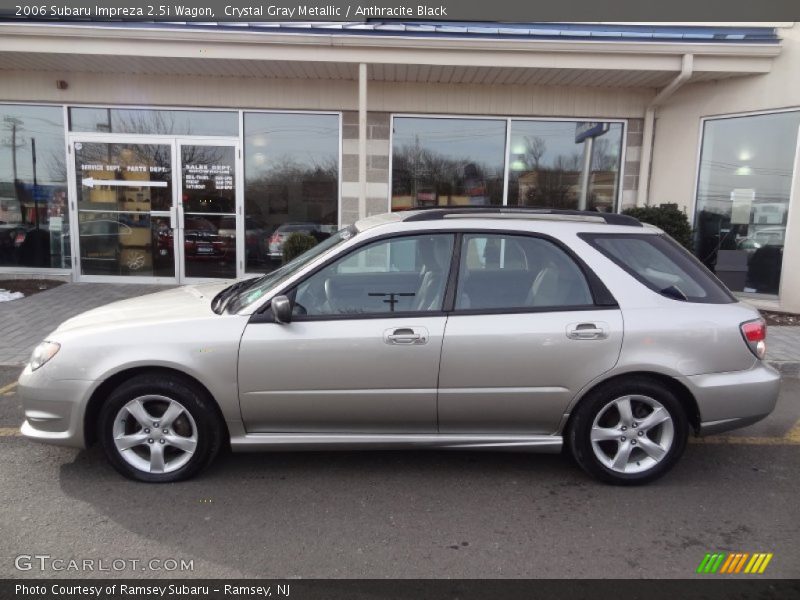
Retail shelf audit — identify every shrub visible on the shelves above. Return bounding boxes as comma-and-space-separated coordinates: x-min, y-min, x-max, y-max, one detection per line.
622, 203, 693, 250
282, 232, 318, 262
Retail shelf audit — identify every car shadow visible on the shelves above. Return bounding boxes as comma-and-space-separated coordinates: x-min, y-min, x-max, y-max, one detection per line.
55, 442, 790, 578
59, 445, 595, 577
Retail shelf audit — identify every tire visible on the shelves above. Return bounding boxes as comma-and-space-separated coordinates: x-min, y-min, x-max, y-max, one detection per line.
568, 377, 688, 485
98, 373, 223, 483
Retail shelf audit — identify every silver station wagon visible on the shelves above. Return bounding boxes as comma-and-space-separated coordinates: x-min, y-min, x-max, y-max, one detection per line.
19, 208, 780, 484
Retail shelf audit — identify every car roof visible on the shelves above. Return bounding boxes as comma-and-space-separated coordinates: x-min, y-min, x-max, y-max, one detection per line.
355, 208, 654, 235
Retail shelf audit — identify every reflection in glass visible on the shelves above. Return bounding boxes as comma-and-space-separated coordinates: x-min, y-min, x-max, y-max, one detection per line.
391, 117, 506, 211
180, 145, 237, 279
73, 142, 174, 277
507, 121, 623, 211
69, 108, 238, 136
695, 111, 800, 295
244, 112, 339, 273
0, 105, 68, 268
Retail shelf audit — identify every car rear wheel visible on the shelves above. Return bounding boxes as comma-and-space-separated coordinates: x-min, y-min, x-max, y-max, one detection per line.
568, 377, 688, 485
98, 374, 223, 482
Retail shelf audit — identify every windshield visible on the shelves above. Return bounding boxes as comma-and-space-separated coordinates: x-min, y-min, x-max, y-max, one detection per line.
226, 226, 357, 313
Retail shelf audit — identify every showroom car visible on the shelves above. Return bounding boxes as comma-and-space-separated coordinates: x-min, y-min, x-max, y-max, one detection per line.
18, 207, 780, 484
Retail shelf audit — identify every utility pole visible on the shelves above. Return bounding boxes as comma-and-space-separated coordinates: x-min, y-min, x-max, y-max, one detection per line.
32, 137, 39, 229
2, 116, 25, 209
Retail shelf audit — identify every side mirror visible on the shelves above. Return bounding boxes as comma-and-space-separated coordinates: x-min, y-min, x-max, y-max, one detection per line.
271, 295, 293, 324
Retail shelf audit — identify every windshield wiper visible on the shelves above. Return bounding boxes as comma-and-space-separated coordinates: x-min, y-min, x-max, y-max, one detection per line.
211, 279, 257, 314
660, 285, 688, 301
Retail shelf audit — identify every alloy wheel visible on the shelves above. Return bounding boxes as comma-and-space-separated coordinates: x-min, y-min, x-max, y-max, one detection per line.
112, 395, 198, 474
589, 394, 675, 474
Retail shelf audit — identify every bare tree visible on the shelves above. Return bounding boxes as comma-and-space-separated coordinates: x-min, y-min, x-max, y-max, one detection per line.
524, 136, 547, 170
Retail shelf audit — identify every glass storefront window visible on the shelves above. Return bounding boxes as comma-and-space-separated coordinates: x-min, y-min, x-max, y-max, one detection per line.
243, 112, 340, 273
507, 120, 623, 211
69, 108, 238, 136
0, 105, 68, 268
391, 117, 506, 211
695, 111, 800, 295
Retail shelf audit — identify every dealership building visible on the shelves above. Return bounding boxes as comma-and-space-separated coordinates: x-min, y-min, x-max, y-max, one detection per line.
1, 21, 800, 310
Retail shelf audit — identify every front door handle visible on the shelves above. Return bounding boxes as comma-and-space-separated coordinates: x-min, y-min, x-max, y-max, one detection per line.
384, 327, 428, 345
566, 322, 608, 340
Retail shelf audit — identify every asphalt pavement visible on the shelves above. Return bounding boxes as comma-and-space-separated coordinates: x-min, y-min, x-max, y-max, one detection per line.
0, 366, 798, 579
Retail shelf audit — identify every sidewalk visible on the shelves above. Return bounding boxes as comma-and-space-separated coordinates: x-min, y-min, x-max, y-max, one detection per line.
1, 282, 800, 374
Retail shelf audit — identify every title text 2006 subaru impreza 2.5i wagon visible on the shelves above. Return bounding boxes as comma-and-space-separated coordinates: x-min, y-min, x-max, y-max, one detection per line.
19, 208, 780, 484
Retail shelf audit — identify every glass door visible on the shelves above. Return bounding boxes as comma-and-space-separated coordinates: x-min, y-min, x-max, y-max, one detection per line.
71, 138, 178, 281
177, 139, 239, 281
70, 136, 242, 283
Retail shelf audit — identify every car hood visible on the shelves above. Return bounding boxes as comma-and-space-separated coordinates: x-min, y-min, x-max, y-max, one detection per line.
54, 282, 230, 335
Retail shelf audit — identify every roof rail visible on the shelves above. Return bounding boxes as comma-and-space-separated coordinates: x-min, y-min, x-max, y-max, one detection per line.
401, 206, 642, 227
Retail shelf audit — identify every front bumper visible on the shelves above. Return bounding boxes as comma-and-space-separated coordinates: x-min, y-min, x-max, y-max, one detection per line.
682, 361, 781, 436
18, 364, 96, 449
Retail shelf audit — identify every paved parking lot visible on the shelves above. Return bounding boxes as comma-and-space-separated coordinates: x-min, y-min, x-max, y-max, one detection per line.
0, 283, 173, 365
1, 365, 798, 579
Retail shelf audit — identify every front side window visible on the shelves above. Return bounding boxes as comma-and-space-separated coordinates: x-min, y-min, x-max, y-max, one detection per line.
581, 233, 734, 304
455, 234, 593, 310
695, 111, 800, 295
294, 234, 455, 316
391, 117, 506, 211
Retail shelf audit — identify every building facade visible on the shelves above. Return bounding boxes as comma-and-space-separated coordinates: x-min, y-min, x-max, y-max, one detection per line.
1, 21, 799, 310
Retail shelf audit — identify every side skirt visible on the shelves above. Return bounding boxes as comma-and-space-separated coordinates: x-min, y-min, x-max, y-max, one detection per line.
230, 433, 562, 453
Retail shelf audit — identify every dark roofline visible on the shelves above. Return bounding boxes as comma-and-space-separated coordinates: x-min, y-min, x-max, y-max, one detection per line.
2, 20, 780, 44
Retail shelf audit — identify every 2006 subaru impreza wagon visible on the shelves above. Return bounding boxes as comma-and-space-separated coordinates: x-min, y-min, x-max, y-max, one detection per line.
19, 208, 780, 484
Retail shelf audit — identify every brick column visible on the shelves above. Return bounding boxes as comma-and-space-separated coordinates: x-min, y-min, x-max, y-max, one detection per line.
621, 118, 644, 210
341, 111, 392, 226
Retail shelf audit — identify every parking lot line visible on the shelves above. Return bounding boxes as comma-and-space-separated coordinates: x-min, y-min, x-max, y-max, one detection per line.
0, 427, 21, 437
691, 420, 800, 446
0, 382, 18, 395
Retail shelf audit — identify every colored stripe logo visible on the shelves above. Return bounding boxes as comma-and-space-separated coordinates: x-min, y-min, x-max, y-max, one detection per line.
697, 552, 773, 574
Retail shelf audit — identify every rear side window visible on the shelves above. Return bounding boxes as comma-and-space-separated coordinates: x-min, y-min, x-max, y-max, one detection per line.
580, 233, 735, 304
455, 233, 594, 310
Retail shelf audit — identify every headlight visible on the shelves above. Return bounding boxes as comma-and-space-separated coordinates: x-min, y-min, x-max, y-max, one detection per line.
29, 341, 60, 371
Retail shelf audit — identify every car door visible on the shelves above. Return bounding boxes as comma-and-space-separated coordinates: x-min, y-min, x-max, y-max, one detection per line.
438, 232, 623, 435
238, 233, 455, 433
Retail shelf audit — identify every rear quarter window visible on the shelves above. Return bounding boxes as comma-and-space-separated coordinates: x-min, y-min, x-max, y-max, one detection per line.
579, 233, 735, 304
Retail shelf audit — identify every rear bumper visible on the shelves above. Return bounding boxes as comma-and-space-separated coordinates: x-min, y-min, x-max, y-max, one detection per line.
17, 365, 95, 449
682, 362, 781, 436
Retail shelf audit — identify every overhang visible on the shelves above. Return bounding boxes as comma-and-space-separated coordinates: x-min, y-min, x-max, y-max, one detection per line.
0, 22, 784, 88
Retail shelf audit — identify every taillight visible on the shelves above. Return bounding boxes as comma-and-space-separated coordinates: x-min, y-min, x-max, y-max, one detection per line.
740, 318, 767, 360
269, 233, 281, 244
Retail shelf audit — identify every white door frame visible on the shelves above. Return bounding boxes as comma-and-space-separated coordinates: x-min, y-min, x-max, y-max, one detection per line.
67, 133, 242, 284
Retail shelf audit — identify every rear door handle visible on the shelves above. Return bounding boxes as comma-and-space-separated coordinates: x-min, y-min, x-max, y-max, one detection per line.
384, 327, 428, 345
566, 322, 608, 340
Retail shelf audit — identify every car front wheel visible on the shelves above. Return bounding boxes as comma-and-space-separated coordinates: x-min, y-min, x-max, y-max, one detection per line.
568, 377, 689, 485
98, 374, 223, 482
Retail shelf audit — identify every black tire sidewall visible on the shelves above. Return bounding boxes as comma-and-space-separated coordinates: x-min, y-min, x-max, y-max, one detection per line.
98, 374, 221, 483
569, 378, 689, 485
